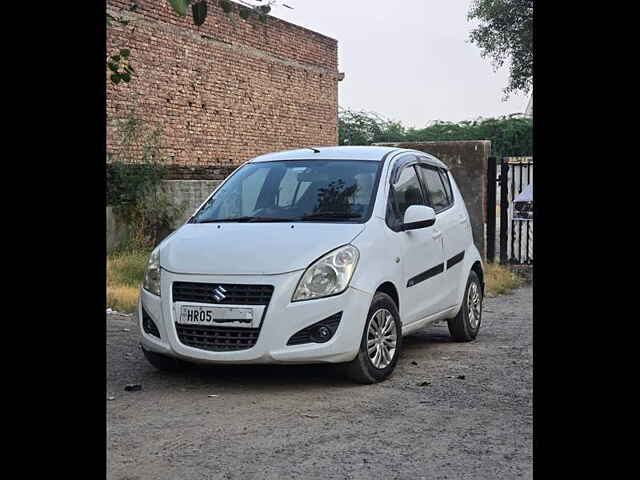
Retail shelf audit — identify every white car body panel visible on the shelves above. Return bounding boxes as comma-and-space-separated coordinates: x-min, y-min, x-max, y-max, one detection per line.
139, 146, 483, 366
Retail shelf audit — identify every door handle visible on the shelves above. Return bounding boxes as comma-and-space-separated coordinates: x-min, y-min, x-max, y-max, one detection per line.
432, 228, 442, 239
458, 215, 467, 225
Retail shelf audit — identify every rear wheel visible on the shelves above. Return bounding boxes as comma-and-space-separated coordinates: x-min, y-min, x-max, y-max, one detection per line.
344, 292, 402, 384
142, 345, 191, 372
448, 271, 483, 342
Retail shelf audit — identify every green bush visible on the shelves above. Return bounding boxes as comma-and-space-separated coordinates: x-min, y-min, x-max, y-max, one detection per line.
120, 187, 184, 250
107, 249, 151, 287
106, 162, 165, 207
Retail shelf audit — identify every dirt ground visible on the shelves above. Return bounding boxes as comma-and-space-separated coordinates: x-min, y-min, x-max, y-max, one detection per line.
107, 286, 532, 480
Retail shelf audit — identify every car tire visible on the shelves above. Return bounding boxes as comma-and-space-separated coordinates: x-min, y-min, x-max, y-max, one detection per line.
448, 270, 483, 342
344, 292, 403, 384
141, 345, 190, 372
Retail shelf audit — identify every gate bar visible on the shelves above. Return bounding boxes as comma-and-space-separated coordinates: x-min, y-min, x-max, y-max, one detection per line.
499, 159, 509, 264
510, 161, 516, 263
518, 163, 523, 263
525, 163, 531, 263
486, 157, 497, 263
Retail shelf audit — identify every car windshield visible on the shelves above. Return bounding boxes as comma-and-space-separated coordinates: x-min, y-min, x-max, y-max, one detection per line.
191, 160, 382, 223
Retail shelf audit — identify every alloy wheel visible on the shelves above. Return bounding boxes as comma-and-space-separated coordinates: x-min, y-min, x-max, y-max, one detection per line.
366, 308, 398, 369
467, 281, 482, 329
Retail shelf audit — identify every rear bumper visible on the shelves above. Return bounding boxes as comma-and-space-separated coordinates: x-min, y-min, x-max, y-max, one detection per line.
139, 269, 372, 365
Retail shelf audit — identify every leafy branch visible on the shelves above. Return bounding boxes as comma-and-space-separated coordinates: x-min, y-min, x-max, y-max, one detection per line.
107, 3, 141, 85
108, 48, 135, 85
467, 0, 533, 98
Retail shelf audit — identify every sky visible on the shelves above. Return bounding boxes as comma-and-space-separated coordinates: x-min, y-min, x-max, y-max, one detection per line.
272, 0, 530, 128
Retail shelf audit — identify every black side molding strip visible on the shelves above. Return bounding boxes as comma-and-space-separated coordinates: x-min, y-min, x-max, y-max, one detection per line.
407, 263, 444, 288
446, 251, 465, 269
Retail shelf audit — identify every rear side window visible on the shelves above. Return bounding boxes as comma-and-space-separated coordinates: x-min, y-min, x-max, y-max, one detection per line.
438, 169, 454, 204
417, 165, 451, 213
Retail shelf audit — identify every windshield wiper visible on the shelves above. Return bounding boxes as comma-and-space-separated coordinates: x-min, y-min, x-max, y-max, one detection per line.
299, 212, 363, 221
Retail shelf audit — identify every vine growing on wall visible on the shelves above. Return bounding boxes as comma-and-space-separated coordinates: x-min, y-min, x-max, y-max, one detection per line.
107, 113, 184, 249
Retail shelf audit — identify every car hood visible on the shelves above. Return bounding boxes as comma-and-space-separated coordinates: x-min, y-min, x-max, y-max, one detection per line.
160, 223, 366, 275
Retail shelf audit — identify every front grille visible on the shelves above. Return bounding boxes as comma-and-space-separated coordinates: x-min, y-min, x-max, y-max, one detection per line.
176, 324, 260, 351
173, 282, 274, 306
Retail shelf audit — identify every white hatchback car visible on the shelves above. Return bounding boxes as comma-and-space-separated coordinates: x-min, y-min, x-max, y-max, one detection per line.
139, 146, 484, 383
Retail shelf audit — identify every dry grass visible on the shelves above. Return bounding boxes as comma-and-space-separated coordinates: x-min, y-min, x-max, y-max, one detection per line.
107, 249, 150, 313
107, 285, 140, 313
484, 262, 524, 297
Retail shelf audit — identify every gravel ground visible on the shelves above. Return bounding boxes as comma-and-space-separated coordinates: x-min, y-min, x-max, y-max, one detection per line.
107, 286, 532, 480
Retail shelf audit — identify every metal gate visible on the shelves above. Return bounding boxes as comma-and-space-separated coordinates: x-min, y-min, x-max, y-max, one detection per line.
486, 157, 533, 264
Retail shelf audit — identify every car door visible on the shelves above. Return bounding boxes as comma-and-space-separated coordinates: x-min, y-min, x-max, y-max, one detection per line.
386, 160, 447, 326
417, 165, 468, 308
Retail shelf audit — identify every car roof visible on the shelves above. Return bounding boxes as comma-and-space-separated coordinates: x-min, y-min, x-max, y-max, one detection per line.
249, 146, 448, 169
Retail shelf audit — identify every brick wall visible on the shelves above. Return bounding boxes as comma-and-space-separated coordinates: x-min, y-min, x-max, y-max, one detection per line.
107, 0, 339, 167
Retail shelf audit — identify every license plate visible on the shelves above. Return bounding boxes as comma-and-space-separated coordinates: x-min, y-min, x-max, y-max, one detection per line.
178, 305, 254, 326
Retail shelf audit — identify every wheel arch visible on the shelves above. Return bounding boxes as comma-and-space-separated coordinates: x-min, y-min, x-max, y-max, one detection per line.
471, 260, 485, 295
375, 281, 400, 313
452, 246, 484, 312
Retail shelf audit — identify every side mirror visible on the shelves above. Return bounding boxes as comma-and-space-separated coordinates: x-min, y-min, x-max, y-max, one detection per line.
402, 205, 436, 231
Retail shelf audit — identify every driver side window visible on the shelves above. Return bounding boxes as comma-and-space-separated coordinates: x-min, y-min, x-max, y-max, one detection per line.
387, 165, 425, 231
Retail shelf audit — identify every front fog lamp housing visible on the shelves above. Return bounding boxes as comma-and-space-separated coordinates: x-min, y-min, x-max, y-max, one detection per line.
143, 247, 161, 297
292, 245, 359, 302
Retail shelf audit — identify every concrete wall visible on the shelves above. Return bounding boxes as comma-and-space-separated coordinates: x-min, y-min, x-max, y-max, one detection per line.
161, 180, 223, 224
107, 179, 222, 253
107, 206, 130, 254
378, 141, 491, 258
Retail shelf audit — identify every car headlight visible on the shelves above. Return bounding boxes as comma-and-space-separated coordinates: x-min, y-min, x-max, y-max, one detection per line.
143, 247, 161, 296
292, 245, 360, 302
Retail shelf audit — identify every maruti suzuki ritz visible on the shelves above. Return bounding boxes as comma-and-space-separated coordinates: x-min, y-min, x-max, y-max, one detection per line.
139, 146, 484, 384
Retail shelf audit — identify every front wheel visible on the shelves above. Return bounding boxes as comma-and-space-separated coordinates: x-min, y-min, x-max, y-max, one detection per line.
344, 292, 402, 384
448, 270, 483, 342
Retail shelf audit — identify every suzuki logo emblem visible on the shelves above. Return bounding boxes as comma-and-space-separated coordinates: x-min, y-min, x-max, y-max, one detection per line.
212, 286, 227, 303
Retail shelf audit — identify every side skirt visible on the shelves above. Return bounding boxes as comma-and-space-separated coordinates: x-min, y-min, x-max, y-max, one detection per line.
401, 305, 458, 336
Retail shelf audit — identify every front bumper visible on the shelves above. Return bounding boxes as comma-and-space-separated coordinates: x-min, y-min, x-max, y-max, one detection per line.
139, 268, 373, 365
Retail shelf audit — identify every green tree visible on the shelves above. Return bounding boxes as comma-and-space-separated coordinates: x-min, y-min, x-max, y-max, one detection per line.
339, 109, 407, 146
405, 117, 533, 158
338, 109, 532, 158
467, 0, 533, 97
